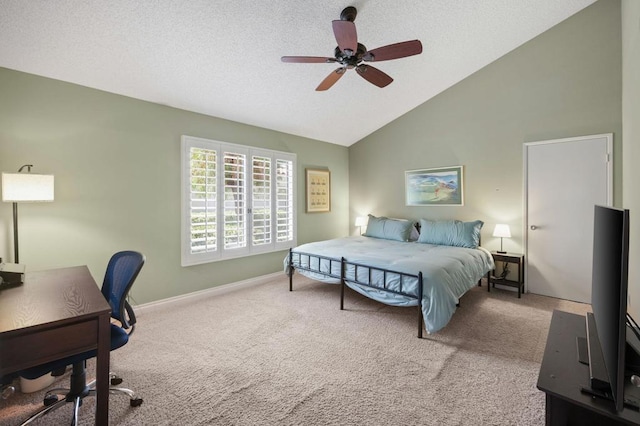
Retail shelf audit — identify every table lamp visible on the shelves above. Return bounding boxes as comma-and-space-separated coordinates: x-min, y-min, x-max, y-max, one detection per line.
355, 216, 367, 235
1, 165, 55, 264
492, 224, 511, 254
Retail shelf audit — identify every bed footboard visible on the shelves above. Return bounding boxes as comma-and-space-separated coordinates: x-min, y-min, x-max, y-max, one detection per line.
340, 260, 424, 338
288, 249, 425, 338
288, 248, 343, 291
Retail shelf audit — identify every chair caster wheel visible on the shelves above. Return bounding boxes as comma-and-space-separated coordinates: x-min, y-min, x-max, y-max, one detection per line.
130, 398, 143, 407
110, 377, 123, 385
44, 395, 59, 406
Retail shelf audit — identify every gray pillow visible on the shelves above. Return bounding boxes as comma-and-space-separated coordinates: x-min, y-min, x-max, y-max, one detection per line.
417, 219, 483, 248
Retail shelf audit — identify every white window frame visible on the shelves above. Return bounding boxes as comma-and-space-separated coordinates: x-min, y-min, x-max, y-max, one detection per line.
181, 135, 297, 266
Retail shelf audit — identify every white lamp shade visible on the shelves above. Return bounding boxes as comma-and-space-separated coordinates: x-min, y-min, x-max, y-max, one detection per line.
355, 216, 368, 227
492, 224, 511, 238
2, 172, 54, 202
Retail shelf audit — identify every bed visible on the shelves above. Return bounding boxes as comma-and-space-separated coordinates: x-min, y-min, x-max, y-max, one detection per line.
285, 216, 495, 336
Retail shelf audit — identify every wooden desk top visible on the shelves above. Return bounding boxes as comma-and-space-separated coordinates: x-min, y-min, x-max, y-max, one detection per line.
0, 266, 111, 335
1, 266, 113, 425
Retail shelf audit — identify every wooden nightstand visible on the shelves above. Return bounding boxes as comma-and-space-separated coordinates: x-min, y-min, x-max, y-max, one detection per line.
487, 251, 525, 298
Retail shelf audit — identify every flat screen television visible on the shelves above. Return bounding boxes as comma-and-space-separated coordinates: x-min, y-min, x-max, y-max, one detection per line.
585, 204, 631, 412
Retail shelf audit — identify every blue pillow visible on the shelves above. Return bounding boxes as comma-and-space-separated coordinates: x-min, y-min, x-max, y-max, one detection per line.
363, 215, 413, 242
417, 219, 483, 248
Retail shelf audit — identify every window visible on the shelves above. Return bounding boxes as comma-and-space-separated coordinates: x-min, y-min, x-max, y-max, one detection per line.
181, 136, 296, 266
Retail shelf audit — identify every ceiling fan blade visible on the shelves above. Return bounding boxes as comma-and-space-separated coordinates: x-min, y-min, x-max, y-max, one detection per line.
332, 20, 357, 55
316, 68, 346, 91
355, 65, 393, 88
363, 40, 423, 62
281, 56, 337, 63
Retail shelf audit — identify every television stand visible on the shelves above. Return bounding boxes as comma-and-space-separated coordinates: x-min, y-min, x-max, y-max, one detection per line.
537, 310, 640, 425
579, 385, 640, 411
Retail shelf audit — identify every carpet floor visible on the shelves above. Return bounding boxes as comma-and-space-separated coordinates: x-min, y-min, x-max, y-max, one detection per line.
0, 275, 590, 425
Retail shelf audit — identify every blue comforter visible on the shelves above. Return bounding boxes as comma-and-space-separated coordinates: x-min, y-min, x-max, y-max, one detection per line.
285, 236, 494, 333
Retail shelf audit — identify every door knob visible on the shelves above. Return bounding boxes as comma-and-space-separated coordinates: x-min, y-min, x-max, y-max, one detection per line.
530, 225, 537, 230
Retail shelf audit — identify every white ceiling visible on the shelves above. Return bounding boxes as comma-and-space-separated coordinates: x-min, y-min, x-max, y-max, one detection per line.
0, 0, 597, 146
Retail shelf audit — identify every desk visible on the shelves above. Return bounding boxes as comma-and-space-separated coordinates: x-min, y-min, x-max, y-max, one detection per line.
537, 310, 640, 425
0, 266, 111, 426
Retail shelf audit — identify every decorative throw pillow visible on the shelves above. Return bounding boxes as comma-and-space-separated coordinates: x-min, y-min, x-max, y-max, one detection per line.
417, 219, 483, 248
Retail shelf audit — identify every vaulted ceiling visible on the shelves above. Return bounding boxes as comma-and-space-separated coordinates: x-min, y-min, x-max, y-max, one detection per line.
0, 0, 597, 146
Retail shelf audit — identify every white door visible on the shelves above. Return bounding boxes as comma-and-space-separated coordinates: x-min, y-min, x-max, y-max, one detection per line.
525, 134, 612, 303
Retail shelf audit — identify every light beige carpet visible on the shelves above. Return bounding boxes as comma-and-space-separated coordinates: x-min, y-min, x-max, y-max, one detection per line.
0, 276, 589, 425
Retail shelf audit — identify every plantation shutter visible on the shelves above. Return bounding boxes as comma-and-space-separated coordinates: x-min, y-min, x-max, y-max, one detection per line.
189, 147, 217, 254
182, 136, 296, 266
252, 155, 272, 246
223, 150, 247, 251
276, 158, 294, 243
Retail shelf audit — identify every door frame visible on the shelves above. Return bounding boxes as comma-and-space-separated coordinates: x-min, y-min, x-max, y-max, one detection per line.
522, 133, 613, 295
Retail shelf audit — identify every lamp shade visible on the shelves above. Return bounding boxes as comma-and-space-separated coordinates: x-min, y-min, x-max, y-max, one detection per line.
355, 216, 368, 227
2, 172, 54, 202
492, 224, 511, 238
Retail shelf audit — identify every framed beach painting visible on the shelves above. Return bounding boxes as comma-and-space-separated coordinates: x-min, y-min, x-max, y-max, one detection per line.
306, 168, 331, 213
405, 166, 464, 206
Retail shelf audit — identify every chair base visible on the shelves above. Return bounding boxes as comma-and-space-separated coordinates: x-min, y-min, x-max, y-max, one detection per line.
20, 366, 142, 426
21, 395, 82, 426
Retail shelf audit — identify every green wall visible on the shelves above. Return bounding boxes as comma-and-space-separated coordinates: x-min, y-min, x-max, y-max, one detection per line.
0, 68, 349, 304
622, 0, 640, 319
1, 0, 631, 310
349, 0, 622, 255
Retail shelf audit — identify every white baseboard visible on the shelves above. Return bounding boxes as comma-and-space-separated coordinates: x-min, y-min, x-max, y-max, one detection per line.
135, 271, 283, 313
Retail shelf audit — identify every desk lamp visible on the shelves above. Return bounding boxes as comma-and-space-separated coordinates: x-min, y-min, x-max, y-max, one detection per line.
355, 216, 367, 235
1, 165, 54, 264
492, 224, 511, 254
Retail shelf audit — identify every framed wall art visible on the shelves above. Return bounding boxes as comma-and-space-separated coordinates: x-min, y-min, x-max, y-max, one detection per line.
405, 166, 464, 206
306, 168, 331, 213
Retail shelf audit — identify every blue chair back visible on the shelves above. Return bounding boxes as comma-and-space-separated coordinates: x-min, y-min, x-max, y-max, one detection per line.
101, 251, 145, 330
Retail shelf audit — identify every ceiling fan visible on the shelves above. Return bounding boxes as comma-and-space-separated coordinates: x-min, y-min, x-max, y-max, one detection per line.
281, 6, 423, 91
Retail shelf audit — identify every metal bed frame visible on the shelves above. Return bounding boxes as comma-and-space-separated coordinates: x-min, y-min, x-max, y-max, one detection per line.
287, 248, 425, 338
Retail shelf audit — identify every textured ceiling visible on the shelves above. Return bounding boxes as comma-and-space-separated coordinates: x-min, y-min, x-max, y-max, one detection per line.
0, 0, 597, 146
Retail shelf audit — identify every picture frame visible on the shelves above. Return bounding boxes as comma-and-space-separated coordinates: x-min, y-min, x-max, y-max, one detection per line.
405, 166, 464, 206
306, 168, 331, 213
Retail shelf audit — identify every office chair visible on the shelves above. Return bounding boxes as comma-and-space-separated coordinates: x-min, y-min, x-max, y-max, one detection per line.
19, 251, 145, 426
